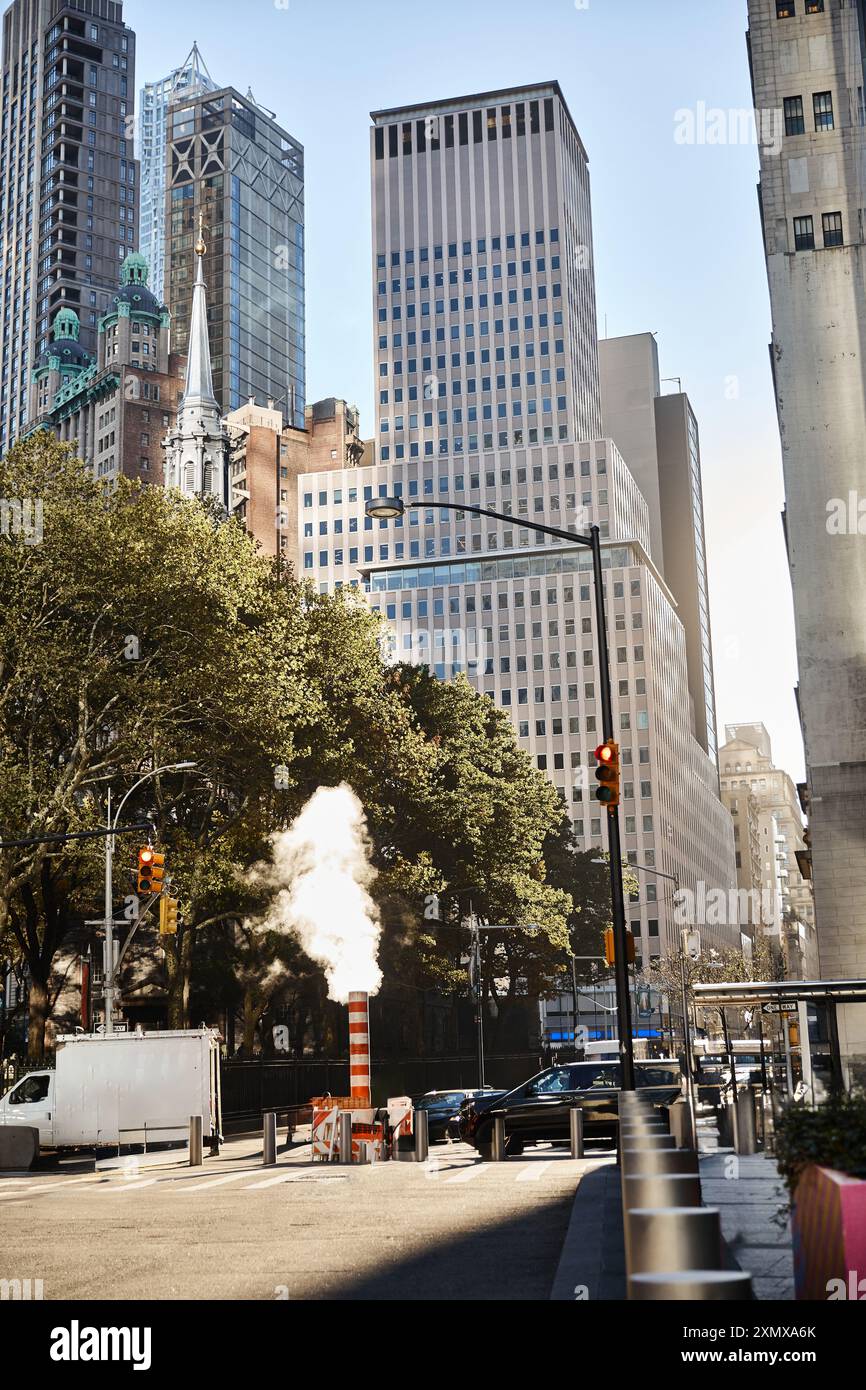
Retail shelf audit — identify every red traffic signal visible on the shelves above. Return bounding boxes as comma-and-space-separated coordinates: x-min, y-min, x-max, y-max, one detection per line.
594, 739, 621, 809
137, 847, 165, 896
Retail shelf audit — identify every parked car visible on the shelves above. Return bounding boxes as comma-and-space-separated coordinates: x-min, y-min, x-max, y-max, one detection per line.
459, 1060, 683, 1155
412, 1088, 506, 1143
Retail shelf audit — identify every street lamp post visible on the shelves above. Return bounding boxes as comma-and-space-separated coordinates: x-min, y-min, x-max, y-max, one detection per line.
618, 858, 699, 1141
101, 762, 195, 1033
367, 496, 636, 1088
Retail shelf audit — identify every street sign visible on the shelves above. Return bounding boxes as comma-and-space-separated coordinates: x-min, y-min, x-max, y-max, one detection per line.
762, 1002, 797, 1015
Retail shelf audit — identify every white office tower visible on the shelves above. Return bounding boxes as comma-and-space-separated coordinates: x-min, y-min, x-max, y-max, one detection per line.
303, 84, 738, 966
747, 1, 866, 1078
138, 42, 217, 302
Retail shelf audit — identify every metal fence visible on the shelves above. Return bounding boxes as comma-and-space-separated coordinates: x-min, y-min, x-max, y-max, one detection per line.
220, 1053, 544, 1120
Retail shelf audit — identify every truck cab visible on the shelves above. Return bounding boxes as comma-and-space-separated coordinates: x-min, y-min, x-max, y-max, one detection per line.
0, 1071, 55, 1146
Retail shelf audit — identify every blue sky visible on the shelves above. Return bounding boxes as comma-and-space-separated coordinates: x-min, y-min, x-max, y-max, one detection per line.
131, 0, 802, 780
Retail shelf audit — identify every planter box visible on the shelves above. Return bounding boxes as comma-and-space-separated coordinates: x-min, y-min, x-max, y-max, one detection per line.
792, 1165, 866, 1300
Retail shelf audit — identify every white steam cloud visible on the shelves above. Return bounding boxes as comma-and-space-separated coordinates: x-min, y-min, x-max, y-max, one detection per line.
247, 783, 382, 1003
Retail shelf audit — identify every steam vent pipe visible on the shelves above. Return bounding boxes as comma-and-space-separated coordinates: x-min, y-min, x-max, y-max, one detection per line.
348, 991, 372, 1106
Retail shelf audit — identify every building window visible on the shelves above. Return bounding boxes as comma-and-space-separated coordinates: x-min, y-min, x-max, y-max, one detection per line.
805, 0, 824, 11
813, 91, 834, 131
794, 215, 815, 251
820, 210, 844, 247
776, 0, 795, 15
784, 96, 805, 136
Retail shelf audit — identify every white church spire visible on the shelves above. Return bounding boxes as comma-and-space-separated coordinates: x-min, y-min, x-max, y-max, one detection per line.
163, 213, 229, 504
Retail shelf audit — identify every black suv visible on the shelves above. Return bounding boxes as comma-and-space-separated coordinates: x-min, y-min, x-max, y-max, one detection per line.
459, 1060, 683, 1155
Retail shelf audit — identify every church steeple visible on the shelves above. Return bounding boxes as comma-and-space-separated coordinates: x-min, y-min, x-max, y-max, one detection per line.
183, 212, 219, 415
162, 216, 229, 504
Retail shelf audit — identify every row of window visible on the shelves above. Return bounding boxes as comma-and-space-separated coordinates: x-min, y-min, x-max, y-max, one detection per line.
783, 91, 833, 135
379, 257, 560, 294
379, 327, 565, 362
793, 211, 843, 250
379, 286, 562, 320
380, 426, 569, 458
376, 230, 559, 269
776, 0, 823, 16
374, 100, 556, 162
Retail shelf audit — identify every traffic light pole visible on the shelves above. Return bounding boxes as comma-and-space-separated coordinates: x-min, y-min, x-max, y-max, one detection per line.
590, 527, 636, 1090
366, 499, 636, 1087
103, 789, 117, 1033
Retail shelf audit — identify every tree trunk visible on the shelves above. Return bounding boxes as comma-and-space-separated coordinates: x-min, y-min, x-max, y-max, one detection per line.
165, 927, 195, 1029
242, 990, 259, 1053
27, 975, 50, 1062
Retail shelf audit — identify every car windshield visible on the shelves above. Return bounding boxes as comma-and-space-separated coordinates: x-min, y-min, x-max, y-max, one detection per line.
529, 1067, 576, 1094
638, 1066, 681, 1087
414, 1093, 464, 1110
568, 1064, 622, 1090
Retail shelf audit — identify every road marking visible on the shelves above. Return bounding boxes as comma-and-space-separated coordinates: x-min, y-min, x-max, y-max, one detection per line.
178, 1172, 255, 1192
243, 1170, 303, 1190
444, 1163, 490, 1184
103, 1178, 158, 1192
516, 1161, 552, 1182
0, 1174, 99, 1197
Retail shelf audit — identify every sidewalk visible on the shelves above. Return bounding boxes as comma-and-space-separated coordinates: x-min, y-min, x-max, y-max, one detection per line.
550, 1146, 795, 1301
699, 1151, 794, 1301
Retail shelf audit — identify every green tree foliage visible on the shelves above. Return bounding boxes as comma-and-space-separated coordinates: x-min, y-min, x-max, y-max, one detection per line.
0, 436, 584, 1057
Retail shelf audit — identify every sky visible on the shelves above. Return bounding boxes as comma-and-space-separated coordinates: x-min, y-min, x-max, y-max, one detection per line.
130, 0, 803, 781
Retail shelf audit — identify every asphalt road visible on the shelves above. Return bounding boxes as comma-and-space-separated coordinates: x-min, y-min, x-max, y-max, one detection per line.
0, 1134, 613, 1301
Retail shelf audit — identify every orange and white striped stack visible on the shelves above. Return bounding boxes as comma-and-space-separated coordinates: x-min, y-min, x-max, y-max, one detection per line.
348, 991, 371, 1106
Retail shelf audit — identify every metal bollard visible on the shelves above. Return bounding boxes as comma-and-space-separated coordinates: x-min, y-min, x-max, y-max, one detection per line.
189, 1114, 203, 1168
338, 1110, 353, 1165
620, 1133, 677, 1152
621, 1147, 699, 1180
736, 1086, 757, 1156
414, 1108, 429, 1164
667, 1098, 694, 1150
623, 1171, 702, 1211
620, 1126, 668, 1152
629, 1270, 752, 1301
717, 1103, 735, 1149
491, 1112, 506, 1162
627, 1207, 724, 1276
569, 1106, 584, 1158
262, 1111, 277, 1167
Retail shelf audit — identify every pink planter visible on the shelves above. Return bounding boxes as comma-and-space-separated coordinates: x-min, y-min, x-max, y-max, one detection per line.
792, 1165, 866, 1300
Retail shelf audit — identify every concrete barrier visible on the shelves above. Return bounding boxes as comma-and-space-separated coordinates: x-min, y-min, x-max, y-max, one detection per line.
0, 1125, 39, 1171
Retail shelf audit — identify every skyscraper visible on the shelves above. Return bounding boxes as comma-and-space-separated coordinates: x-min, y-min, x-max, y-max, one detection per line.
138, 42, 216, 303
163, 84, 305, 424
599, 333, 718, 764
0, 0, 137, 453
301, 83, 738, 969
747, 0, 866, 1066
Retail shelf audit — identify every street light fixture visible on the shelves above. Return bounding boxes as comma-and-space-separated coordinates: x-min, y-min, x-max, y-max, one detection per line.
365, 495, 637, 1088
101, 761, 197, 1033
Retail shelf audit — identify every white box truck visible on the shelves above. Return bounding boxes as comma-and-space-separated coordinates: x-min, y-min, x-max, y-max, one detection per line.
0, 1029, 221, 1153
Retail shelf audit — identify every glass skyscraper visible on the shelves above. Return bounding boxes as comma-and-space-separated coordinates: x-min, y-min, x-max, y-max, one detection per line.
138, 42, 216, 303
0, 0, 136, 452
164, 85, 305, 423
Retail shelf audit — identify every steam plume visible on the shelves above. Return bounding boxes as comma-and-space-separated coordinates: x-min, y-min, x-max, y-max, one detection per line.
248, 783, 382, 1002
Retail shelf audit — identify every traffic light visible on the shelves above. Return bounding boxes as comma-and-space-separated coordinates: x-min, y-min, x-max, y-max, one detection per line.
137, 847, 165, 896
159, 896, 179, 936
594, 739, 621, 809
603, 926, 636, 967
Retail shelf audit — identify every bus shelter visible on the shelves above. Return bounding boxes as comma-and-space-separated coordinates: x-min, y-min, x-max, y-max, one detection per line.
692, 978, 866, 1101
